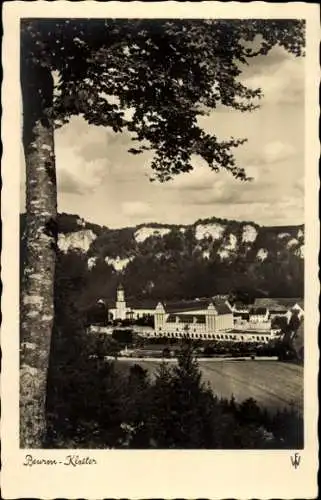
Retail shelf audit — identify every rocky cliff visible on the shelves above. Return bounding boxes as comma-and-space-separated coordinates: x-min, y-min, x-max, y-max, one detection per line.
20, 213, 304, 305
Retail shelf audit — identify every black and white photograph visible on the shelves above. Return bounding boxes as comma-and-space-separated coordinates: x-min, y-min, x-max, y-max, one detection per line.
1, 2, 319, 499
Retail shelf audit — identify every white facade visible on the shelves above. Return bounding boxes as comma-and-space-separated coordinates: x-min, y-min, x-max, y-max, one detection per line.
154, 301, 234, 339
253, 299, 304, 322
234, 320, 271, 331
114, 285, 127, 320
108, 284, 156, 320
249, 310, 269, 323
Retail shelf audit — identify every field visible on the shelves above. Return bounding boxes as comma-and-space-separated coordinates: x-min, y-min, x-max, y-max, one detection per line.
116, 359, 303, 415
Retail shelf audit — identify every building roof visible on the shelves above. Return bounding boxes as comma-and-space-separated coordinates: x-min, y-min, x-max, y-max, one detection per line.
166, 314, 206, 324
233, 301, 250, 311
212, 298, 232, 315
163, 298, 231, 315
164, 299, 211, 313
254, 298, 304, 311
292, 299, 304, 310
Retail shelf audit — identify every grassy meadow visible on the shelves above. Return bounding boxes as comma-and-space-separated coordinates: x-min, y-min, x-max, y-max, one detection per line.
116, 359, 303, 415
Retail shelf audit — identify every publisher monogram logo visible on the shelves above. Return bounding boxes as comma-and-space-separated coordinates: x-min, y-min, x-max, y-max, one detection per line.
291, 452, 301, 469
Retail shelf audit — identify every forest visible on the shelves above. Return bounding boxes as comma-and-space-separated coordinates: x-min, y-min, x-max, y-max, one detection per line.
42, 256, 303, 450
20, 212, 304, 309
47, 328, 303, 449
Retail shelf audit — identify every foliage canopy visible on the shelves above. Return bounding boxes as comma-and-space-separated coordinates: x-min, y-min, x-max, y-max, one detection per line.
21, 18, 305, 181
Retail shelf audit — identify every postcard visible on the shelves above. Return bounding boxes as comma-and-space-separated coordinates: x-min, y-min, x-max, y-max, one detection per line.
1, 1, 319, 498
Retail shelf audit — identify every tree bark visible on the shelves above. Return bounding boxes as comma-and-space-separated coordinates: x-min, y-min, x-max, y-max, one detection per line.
20, 61, 57, 448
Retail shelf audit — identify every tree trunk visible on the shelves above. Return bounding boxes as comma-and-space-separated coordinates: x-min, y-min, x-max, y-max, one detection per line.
20, 62, 57, 448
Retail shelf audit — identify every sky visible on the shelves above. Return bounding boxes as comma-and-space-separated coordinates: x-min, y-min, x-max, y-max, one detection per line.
20, 44, 305, 228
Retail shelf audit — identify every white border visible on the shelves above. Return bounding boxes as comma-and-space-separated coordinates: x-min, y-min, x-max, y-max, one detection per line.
1, 2, 319, 498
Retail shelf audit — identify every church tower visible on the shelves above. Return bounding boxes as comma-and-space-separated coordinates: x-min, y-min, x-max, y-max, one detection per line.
115, 283, 127, 320
154, 302, 166, 333
206, 302, 217, 334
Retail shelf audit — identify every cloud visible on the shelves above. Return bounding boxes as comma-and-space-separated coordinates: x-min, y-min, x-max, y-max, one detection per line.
56, 144, 110, 194
242, 46, 294, 77
121, 201, 151, 217
166, 151, 303, 213
159, 155, 277, 212
44, 47, 303, 229
242, 48, 304, 105
58, 169, 83, 195
205, 195, 304, 226
167, 157, 220, 191
184, 179, 271, 207
247, 140, 296, 166
261, 141, 296, 164
55, 115, 147, 194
